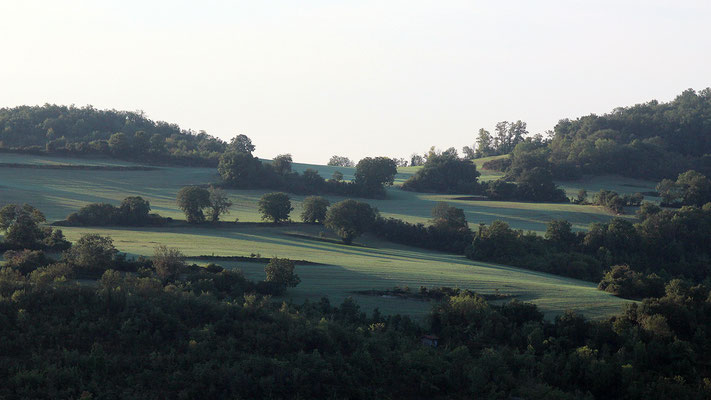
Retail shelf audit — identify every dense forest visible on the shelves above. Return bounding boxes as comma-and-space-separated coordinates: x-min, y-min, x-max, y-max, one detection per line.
0, 105, 226, 166
546, 88, 711, 179
1, 242, 710, 399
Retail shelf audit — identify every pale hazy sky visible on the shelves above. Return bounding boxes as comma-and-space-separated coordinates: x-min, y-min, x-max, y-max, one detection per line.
1, 1, 709, 164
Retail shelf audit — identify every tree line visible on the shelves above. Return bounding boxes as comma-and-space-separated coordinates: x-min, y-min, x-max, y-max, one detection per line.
402, 143, 569, 202
217, 138, 398, 199
0, 104, 226, 166
545, 88, 711, 180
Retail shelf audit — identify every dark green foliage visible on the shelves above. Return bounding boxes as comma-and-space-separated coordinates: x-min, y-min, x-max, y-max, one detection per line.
264, 257, 301, 289
218, 150, 393, 199
325, 199, 376, 244
153, 245, 186, 281
598, 265, 664, 299
0, 256, 710, 399
402, 151, 481, 193
3, 249, 51, 275
64, 196, 165, 226
0, 204, 47, 249
327, 155, 354, 167
467, 220, 603, 281
218, 151, 264, 188
301, 196, 330, 224
481, 140, 569, 202
481, 156, 511, 171
590, 190, 644, 214
271, 153, 293, 175
119, 196, 151, 224
354, 157, 398, 197
371, 216, 473, 254
176, 186, 211, 223
228, 134, 255, 154
258, 192, 293, 223
548, 88, 711, 179
207, 186, 232, 222
0, 204, 69, 251
545, 219, 577, 250
573, 189, 588, 204
463, 121, 528, 158
62, 234, 118, 272
657, 170, 711, 206
0, 105, 226, 165
430, 202, 468, 232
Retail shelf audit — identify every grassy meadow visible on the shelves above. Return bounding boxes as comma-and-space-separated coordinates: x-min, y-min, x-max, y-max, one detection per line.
0, 153, 650, 319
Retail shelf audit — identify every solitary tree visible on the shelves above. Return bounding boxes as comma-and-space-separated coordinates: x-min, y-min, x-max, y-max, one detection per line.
264, 257, 300, 288
354, 157, 397, 196
176, 186, 211, 223
258, 192, 293, 223
153, 245, 186, 280
324, 199, 376, 244
301, 196, 330, 224
207, 187, 232, 222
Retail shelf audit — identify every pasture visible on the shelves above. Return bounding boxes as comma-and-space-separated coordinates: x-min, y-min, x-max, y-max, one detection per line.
0, 153, 648, 319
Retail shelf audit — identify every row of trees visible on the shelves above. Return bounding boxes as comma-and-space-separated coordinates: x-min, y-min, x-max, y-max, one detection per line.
256, 193, 377, 245
462, 120, 531, 158
402, 141, 569, 202
218, 140, 398, 198
175, 186, 378, 245
176, 186, 233, 223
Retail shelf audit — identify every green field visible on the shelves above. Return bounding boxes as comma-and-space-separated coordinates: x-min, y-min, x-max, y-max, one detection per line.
0, 153, 648, 319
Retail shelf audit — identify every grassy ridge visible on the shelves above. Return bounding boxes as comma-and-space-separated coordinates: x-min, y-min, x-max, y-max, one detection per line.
0, 153, 643, 318
55, 223, 631, 319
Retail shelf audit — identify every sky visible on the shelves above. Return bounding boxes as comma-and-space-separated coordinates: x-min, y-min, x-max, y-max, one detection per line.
1, 0, 709, 164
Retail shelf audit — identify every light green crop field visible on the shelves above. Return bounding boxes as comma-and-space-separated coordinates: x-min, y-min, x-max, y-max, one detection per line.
0, 153, 647, 319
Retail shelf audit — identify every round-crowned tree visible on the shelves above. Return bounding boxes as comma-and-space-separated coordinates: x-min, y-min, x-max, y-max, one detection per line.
301, 196, 330, 224
176, 186, 211, 223
258, 192, 293, 223
324, 199, 376, 244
